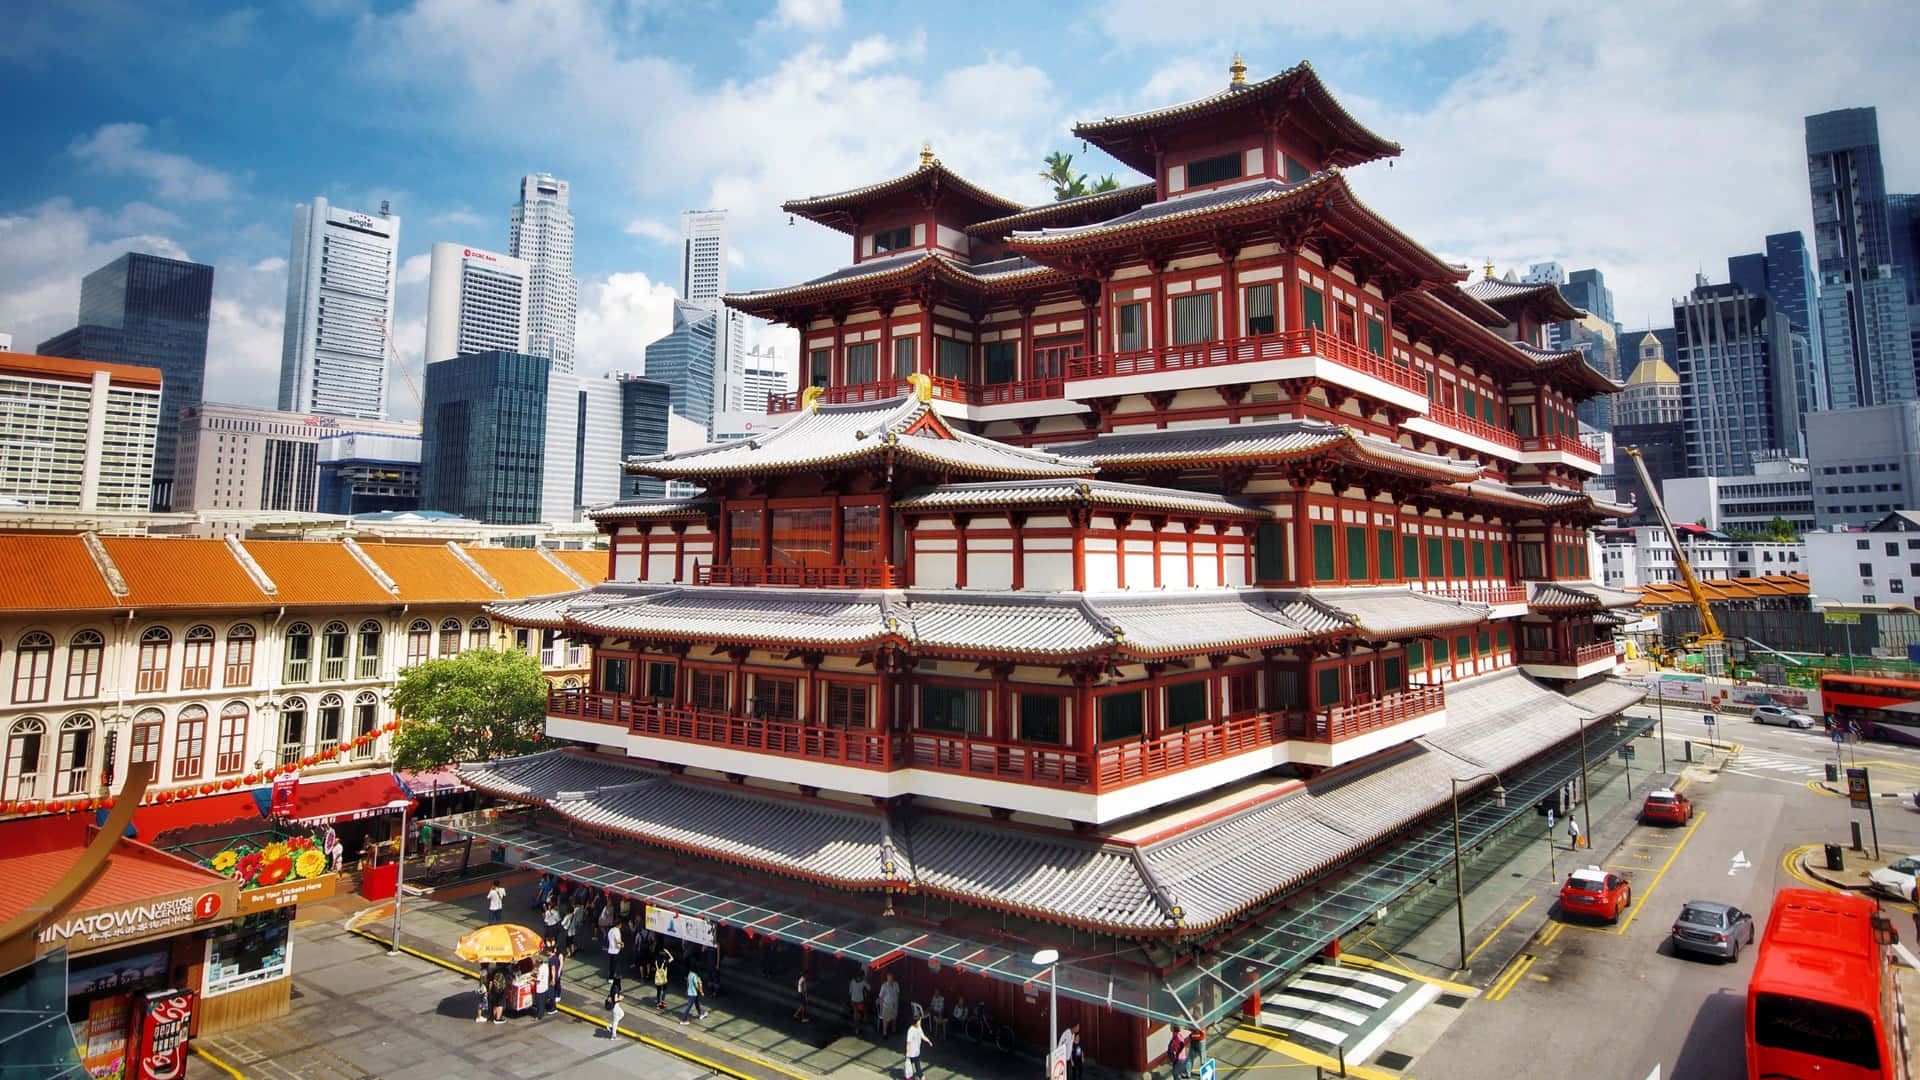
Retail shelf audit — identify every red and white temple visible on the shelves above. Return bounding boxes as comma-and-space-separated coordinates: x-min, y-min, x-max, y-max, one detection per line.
464, 58, 1645, 1069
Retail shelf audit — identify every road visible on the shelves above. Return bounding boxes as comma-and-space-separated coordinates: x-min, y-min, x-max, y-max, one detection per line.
1413, 712, 1920, 1080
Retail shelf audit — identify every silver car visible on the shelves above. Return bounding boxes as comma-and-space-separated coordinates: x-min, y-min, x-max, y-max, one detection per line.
1752, 705, 1814, 729
1670, 900, 1755, 961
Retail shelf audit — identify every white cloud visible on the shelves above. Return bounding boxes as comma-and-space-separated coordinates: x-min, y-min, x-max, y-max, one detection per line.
0, 198, 191, 352
624, 219, 678, 244
397, 252, 431, 286
772, 0, 841, 30
204, 257, 288, 408
574, 272, 681, 380
69, 123, 237, 202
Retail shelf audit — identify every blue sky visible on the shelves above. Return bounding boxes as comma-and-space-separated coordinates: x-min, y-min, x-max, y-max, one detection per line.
3, 0, 1916, 418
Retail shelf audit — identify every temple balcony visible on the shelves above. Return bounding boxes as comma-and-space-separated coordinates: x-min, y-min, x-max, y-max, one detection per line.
1063, 328, 1430, 414
1517, 433, 1602, 472
1402, 402, 1522, 461
1517, 639, 1620, 681
1421, 581, 1529, 617
766, 374, 1083, 423
1282, 683, 1449, 768
693, 564, 901, 588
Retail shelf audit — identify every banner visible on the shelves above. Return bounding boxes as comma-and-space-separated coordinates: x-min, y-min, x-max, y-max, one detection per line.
270, 771, 298, 818
1847, 767, 1872, 810
134, 988, 194, 1080
644, 904, 716, 949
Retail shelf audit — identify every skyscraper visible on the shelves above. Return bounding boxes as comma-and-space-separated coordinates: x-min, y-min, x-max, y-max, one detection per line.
508, 173, 578, 373
277, 198, 401, 420
0, 352, 161, 513
680, 209, 749, 419
1673, 276, 1803, 476
424, 243, 530, 364
1806, 107, 1913, 407
420, 350, 550, 524
1725, 239, 1830, 441
38, 252, 213, 510
644, 300, 718, 432
1561, 269, 1615, 327
619, 376, 672, 500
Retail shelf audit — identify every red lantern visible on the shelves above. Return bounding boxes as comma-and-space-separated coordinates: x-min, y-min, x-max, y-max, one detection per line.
243, 774, 259, 785
300, 756, 315, 768
264, 767, 278, 780
100, 797, 114, 810
200, 783, 216, 796
220, 779, 236, 791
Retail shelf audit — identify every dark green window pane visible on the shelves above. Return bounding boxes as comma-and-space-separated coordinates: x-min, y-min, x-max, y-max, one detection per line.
1492, 543, 1506, 578
1272, 669, 1301, 710
1403, 535, 1421, 580
1366, 319, 1384, 356
1302, 287, 1325, 332
1316, 668, 1341, 708
1098, 691, 1144, 742
1408, 641, 1425, 668
1472, 542, 1487, 578
1164, 681, 1209, 727
1383, 657, 1404, 690
1434, 638, 1449, 662
1019, 693, 1061, 743
1346, 526, 1369, 580
1256, 522, 1289, 583
1427, 538, 1443, 579
1377, 529, 1396, 579
1313, 524, 1336, 582
1449, 539, 1467, 578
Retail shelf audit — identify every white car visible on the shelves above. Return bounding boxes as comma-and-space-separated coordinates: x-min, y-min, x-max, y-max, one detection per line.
1869, 855, 1920, 902
1751, 705, 1814, 729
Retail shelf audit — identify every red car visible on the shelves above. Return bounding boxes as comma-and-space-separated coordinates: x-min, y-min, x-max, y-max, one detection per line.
1641, 788, 1693, 825
1560, 867, 1632, 922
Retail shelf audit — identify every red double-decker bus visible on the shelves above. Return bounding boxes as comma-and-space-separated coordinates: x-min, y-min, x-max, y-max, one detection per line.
1747, 888, 1909, 1080
1821, 674, 1920, 745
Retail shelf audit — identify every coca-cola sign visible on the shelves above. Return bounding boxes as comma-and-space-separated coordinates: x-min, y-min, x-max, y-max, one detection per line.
134, 988, 194, 1080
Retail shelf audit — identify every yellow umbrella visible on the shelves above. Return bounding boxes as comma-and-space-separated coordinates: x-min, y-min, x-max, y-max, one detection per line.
455, 923, 545, 963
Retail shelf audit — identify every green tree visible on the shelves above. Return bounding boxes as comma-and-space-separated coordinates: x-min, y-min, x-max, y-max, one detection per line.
1763, 515, 1799, 542
388, 649, 549, 771
1091, 174, 1121, 193
1041, 151, 1089, 201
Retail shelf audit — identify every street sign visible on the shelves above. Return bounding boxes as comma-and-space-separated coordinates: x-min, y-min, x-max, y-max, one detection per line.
1702, 714, 1716, 727
1547, 809, 1555, 830
1620, 745, 1636, 759
1825, 612, 1863, 626
1834, 730, 1848, 745
1199, 1059, 1216, 1080
1848, 767, 1872, 809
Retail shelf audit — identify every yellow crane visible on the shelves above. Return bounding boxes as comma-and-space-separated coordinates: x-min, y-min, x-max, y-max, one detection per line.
1623, 446, 1725, 675
375, 316, 422, 410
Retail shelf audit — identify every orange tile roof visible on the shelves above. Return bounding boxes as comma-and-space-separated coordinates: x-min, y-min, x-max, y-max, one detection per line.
99, 536, 272, 609
0, 816, 230, 928
0, 352, 164, 390
550, 549, 608, 584
237, 540, 392, 606
462, 547, 581, 598
354, 543, 495, 603
0, 535, 122, 612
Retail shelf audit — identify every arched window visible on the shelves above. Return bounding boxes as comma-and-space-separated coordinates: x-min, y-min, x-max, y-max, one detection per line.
54, 714, 94, 796
438, 617, 462, 658
14, 632, 53, 703
223, 624, 256, 686
65, 630, 104, 699
467, 616, 491, 652
405, 619, 432, 668
136, 627, 171, 693
278, 697, 307, 766
173, 704, 208, 781
4, 718, 45, 800
180, 625, 216, 690
283, 623, 312, 683
353, 691, 379, 759
320, 621, 350, 681
562, 676, 581, 689
129, 707, 164, 775
216, 702, 248, 774
357, 620, 383, 679
318, 693, 345, 747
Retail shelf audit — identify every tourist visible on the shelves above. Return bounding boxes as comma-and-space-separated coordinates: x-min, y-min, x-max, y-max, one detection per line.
485, 879, 506, 925
536, 871, 556, 909
605, 989, 625, 1038
680, 966, 709, 1024
541, 899, 561, 944
604, 920, 625, 987
328, 834, 345, 874
1167, 1027, 1190, 1080
546, 946, 564, 1016
793, 970, 810, 1022
562, 902, 585, 957
928, 989, 947, 1038
653, 949, 673, 1008
486, 963, 510, 1024
1069, 1024, 1084, 1080
877, 972, 901, 1037
533, 946, 553, 1020
905, 1013, 931, 1079
848, 970, 869, 1032
474, 965, 491, 1023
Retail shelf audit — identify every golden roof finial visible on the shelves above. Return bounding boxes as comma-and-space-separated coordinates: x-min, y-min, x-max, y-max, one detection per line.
801, 384, 825, 413
1484, 258, 1496, 280
907, 372, 933, 403
1229, 54, 1247, 85
919, 142, 935, 168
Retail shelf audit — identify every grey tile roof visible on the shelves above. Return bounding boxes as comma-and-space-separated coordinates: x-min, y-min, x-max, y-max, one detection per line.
569, 587, 896, 646
1463, 278, 1561, 304
1275, 588, 1488, 637
1053, 420, 1481, 480
1530, 581, 1641, 610
902, 816, 1168, 931
965, 183, 1159, 237
894, 478, 1266, 518
627, 395, 1093, 481
586, 498, 715, 522
1423, 669, 1595, 774
905, 593, 1113, 656
1562, 677, 1647, 718
1009, 178, 1321, 243
781, 162, 1023, 217
486, 584, 669, 629
456, 750, 661, 803
1095, 592, 1322, 654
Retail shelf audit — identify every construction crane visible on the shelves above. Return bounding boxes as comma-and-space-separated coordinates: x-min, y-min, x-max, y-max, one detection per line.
1623, 446, 1725, 675
375, 316, 422, 410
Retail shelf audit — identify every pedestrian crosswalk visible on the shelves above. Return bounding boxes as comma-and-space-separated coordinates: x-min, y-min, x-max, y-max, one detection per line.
1725, 750, 1829, 780
1255, 962, 1432, 1059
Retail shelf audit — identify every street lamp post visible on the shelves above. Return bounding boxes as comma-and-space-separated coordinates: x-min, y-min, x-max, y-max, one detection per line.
1032, 948, 1060, 1076
1451, 774, 1507, 970
1577, 716, 1593, 846
386, 797, 413, 955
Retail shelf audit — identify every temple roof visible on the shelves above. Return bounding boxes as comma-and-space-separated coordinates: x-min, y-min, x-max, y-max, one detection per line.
1444, 479, 1630, 520
964, 183, 1159, 238
781, 159, 1024, 234
1529, 580, 1642, 611
1463, 277, 1586, 323
1051, 418, 1483, 483
587, 498, 715, 522
1276, 588, 1489, 638
624, 391, 1092, 482
1073, 60, 1402, 174
725, 250, 1066, 318
893, 478, 1267, 519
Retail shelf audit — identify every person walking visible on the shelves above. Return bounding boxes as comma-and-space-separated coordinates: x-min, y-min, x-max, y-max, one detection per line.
485, 879, 507, 925
876, 972, 901, 1037
928, 989, 947, 1039
1567, 816, 1583, 850
546, 946, 564, 1017
1167, 1027, 1190, 1080
604, 921, 625, 988
848, 971, 870, 1033
652, 948, 672, 1009
680, 966, 708, 1024
1068, 1023, 1084, 1080
533, 946, 553, 1020
904, 1013, 932, 1079
541, 899, 561, 944
793, 971, 810, 1023
562, 902, 584, 957
605, 989, 625, 1039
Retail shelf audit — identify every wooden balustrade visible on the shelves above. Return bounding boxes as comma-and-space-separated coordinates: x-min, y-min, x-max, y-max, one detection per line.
1067, 328, 1428, 396
1426, 583, 1529, 606
694, 564, 899, 588
1427, 403, 1521, 451
1518, 640, 1618, 667
1518, 433, 1602, 464
1284, 684, 1447, 743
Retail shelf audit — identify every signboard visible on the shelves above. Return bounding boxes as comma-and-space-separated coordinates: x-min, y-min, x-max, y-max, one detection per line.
1825, 612, 1863, 625
236, 872, 337, 915
133, 988, 194, 1080
37, 885, 233, 956
1199, 1060, 1217, 1080
203, 914, 294, 998
1049, 1028, 1075, 1080
1620, 745, 1636, 759
1702, 714, 1716, 727
1834, 730, 1848, 745
1847, 767, 1872, 810
81, 994, 134, 1079
644, 904, 716, 949
270, 771, 298, 818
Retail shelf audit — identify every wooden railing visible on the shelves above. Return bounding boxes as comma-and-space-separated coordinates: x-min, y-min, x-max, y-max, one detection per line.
1093, 710, 1282, 788
1284, 684, 1447, 743
975, 377, 1066, 405
1518, 433, 1602, 465
1427, 404, 1521, 451
768, 375, 977, 413
548, 689, 895, 768
1426, 582, 1529, 606
1067, 328, 1428, 397
695, 564, 899, 588
1519, 640, 1618, 667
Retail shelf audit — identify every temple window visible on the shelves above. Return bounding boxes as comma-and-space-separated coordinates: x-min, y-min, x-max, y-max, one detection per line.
692, 670, 729, 711
1311, 524, 1336, 582
920, 684, 986, 736
599, 657, 631, 695
1426, 537, 1444, 581
935, 338, 969, 380
1376, 528, 1398, 580
893, 337, 916, 377
983, 342, 1017, 384
1382, 656, 1405, 692
1185, 151, 1243, 187
729, 508, 764, 564
644, 661, 676, 700
1285, 156, 1311, 183
1449, 539, 1468, 578
1254, 522, 1289, 584
1300, 286, 1325, 331
1116, 303, 1144, 351
826, 683, 869, 729
1367, 317, 1385, 356
1017, 693, 1062, 743
846, 343, 878, 383
1245, 284, 1276, 336
1227, 671, 1258, 716
1345, 526, 1370, 580
752, 676, 799, 721
1097, 690, 1144, 742
872, 226, 912, 254
841, 504, 881, 565
809, 349, 830, 388
1315, 667, 1341, 708
1170, 294, 1216, 345
771, 506, 833, 567
1402, 535, 1420, 582
1163, 680, 1209, 728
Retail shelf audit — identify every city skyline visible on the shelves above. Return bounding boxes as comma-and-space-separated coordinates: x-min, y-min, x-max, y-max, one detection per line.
2, 1, 1916, 421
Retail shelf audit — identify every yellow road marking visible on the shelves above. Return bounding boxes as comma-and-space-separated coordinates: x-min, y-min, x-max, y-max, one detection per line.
1487, 955, 1535, 1001
1229, 1027, 1400, 1080
1807, 780, 1840, 798
1781, 843, 1838, 892
1567, 810, 1709, 937
1337, 953, 1479, 996
1538, 922, 1564, 947
1353, 934, 1422, 976
192, 1044, 247, 1079
1466, 896, 1535, 965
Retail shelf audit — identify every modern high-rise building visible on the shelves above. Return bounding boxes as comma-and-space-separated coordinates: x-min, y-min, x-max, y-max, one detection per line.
1725, 241, 1829, 444
618, 376, 672, 500
1564, 316, 1620, 432
1673, 276, 1804, 477
172, 402, 422, 525
0, 353, 160, 513
277, 198, 401, 420
1561, 269, 1615, 327
1615, 333, 1683, 427
644, 300, 719, 433
315, 431, 422, 515
424, 243, 530, 364
420, 351, 551, 525
679, 209, 752, 419
37, 252, 213, 510
575, 376, 626, 512
740, 344, 794, 414
1806, 107, 1914, 408
1808, 402, 1920, 529
508, 173, 578, 373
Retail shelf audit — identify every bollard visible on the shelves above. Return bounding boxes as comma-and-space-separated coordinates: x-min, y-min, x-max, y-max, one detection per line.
1826, 762, 1840, 783
1684, 740, 1693, 763
1826, 843, 1845, 871
1852, 821, 1865, 852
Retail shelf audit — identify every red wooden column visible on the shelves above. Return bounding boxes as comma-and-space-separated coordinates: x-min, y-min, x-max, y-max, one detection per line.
1220, 242, 1241, 341
716, 508, 731, 568
1072, 509, 1088, 592
1020, 303, 1036, 381
672, 522, 688, 582
1073, 670, 1096, 786
879, 301, 895, 381
1009, 512, 1026, 591
830, 495, 844, 565
638, 527, 653, 582
992, 665, 1011, 743
952, 514, 968, 588
877, 655, 897, 766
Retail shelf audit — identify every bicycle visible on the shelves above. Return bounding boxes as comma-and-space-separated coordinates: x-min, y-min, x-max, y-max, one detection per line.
962, 1007, 1014, 1052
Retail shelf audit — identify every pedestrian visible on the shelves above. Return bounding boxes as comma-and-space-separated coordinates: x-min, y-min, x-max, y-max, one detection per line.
849, 970, 869, 1032
877, 972, 900, 1037
533, 946, 553, 1020
1068, 1024, 1084, 1080
794, 971, 810, 1022
542, 899, 561, 944
606, 989, 625, 1038
1568, 816, 1583, 850
605, 920, 625, 988
680, 966, 708, 1024
905, 1013, 931, 1079
1167, 1027, 1189, 1080
485, 879, 507, 925
475, 964, 491, 1023
653, 948, 673, 1009
536, 871, 555, 909
563, 902, 584, 957
547, 946, 565, 1015
929, 989, 947, 1039
329, 834, 345, 874
486, 963, 510, 1024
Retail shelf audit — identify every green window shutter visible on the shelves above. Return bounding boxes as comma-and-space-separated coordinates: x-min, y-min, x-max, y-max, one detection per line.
1383, 657, 1404, 690
1426, 538, 1443, 579
1366, 319, 1385, 356
1346, 526, 1369, 581
1492, 543, 1506, 578
1472, 541, 1487, 578
1272, 669, 1301, 710
1316, 668, 1341, 708
1433, 637, 1449, 663
1462, 388, 1477, 416
1477, 631, 1491, 654
1481, 397, 1495, 425
1496, 629, 1511, 650
1408, 641, 1425, 668
1455, 634, 1471, 659
1425, 372, 1437, 401
1098, 691, 1145, 742
1403, 535, 1420, 580
1255, 522, 1289, 583
1164, 681, 1209, 727
1449, 539, 1467, 578
1313, 524, 1337, 582
1377, 529, 1397, 579
1302, 287, 1325, 332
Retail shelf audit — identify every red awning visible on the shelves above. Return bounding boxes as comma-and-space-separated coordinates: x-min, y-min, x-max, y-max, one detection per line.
123, 790, 270, 843
291, 773, 415, 826
398, 766, 468, 795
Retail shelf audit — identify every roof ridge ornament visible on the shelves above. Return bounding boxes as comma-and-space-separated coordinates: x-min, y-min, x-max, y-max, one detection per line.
1229, 53, 1247, 85
920, 142, 936, 168
907, 372, 933, 402
801, 384, 824, 412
